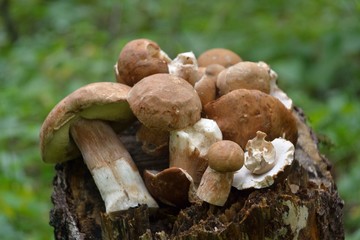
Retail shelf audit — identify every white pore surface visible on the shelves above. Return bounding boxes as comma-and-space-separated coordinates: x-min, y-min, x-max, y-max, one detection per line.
92, 158, 158, 213
170, 118, 223, 158
232, 138, 295, 190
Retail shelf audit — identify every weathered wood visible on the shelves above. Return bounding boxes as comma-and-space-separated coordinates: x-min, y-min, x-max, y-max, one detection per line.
50, 108, 344, 239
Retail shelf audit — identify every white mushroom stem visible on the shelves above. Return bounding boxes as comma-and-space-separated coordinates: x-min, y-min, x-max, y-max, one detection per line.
196, 167, 233, 206
70, 118, 158, 213
169, 118, 222, 185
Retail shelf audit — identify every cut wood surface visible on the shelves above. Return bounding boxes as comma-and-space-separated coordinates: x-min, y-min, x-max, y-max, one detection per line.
50, 107, 344, 240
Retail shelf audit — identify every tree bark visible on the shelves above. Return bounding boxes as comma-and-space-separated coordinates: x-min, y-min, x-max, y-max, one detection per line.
50, 107, 344, 240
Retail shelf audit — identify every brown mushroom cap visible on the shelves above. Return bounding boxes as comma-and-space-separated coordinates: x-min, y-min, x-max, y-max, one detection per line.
194, 64, 225, 107
216, 61, 272, 96
115, 39, 170, 86
40, 82, 135, 164
127, 73, 202, 131
197, 48, 242, 68
204, 89, 298, 149
206, 140, 244, 172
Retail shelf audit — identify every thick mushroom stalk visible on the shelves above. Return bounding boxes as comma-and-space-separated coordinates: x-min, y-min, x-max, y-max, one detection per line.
70, 119, 158, 212
39, 82, 158, 213
169, 118, 222, 185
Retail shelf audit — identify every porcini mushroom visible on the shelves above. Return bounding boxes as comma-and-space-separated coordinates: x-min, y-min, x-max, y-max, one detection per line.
204, 89, 298, 149
196, 140, 244, 206
127, 73, 202, 131
194, 64, 225, 106
169, 118, 223, 185
115, 38, 171, 86
40, 82, 158, 213
197, 48, 242, 68
216, 61, 272, 96
168, 51, 199, 86
232, 136, 295, 190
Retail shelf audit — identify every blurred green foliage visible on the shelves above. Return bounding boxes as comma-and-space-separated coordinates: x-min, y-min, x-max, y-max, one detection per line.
0, 0, 359, 239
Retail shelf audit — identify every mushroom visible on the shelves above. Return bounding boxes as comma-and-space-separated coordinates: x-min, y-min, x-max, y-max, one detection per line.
39, 82, 158, 213
232, 136, 295, 190
127, 73, 202, 131
168, 52, 199, 86
244, 131, 276, 175
197, 48, 242, 68
204, 89, 298, 149
216, 61, 272, 96
169, 118, 223, 185
196, 140, 244, 206
143, 167, 197, 208
194, 64, 225, 106
114, 38, 171, 86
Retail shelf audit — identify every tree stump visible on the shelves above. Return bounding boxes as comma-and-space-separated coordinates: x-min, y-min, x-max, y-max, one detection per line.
49, 107, 344, 239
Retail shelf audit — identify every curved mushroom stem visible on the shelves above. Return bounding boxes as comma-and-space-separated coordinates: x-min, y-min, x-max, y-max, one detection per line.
70, 118, 158, 213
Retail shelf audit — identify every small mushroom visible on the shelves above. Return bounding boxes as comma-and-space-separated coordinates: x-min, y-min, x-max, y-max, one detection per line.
194, 64, 225, 106
216, 61, 272, 96
196, 140, 244, 206
232, 137, 295, 190
143, 167, 196, 208
40, 82, 158, 213
168, 52, 199, 86
115, 38, 171, 86
169, 118, 223, 185
204, 89, 298, 149
127, 73, 202, 131
244, 131, 276, 175
197, 48, 242, 68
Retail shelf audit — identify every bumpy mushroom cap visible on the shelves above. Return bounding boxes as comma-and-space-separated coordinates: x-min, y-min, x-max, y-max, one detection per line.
40, 82, 135, 164
115, 38, 170, 86
216, 61, 272, 96
204, 89, 298, 149
127, 73, 202, 131
197, 48, 242, 68
206, 140, 244, 172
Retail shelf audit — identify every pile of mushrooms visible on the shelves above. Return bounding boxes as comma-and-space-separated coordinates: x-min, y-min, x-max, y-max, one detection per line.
40, 38, 298, 212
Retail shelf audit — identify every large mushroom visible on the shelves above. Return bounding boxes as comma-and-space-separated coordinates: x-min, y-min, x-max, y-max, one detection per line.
204, 89, 298, 149
127, 73, 202, 131
39, 82, 158, 213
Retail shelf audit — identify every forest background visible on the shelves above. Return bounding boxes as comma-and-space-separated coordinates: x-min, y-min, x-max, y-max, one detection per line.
0, 0, 359, 239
